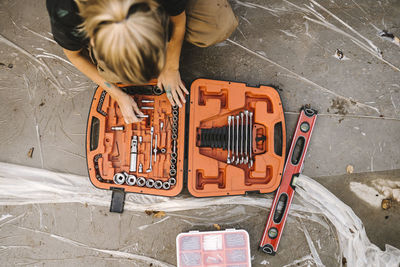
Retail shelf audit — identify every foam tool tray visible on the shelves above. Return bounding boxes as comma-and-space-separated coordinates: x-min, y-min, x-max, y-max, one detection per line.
86, 79, 286, 204
176, 229, 251, 267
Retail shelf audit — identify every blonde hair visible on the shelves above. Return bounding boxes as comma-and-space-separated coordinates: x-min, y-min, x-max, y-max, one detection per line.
76, 0, 168, 84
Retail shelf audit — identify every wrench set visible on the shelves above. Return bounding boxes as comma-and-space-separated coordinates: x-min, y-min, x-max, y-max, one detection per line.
87, 79, 286, 199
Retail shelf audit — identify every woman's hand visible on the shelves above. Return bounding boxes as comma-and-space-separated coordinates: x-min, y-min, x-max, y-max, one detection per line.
115, 91, 144, 124
157, 68, 189, 108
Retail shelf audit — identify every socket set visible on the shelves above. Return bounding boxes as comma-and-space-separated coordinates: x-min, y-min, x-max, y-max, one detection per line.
87, 82, 185, 196
86, 79, 286, 198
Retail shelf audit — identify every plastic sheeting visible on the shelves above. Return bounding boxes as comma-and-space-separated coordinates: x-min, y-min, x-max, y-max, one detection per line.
0, 162, 399, 266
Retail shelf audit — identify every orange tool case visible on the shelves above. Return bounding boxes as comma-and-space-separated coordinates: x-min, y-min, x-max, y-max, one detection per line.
86, 79, 286, 212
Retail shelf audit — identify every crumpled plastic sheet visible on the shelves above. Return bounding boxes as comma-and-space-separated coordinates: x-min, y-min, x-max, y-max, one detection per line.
0, 162, 399, 266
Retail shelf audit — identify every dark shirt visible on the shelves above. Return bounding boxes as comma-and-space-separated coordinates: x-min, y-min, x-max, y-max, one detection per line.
46, 0, 186, 51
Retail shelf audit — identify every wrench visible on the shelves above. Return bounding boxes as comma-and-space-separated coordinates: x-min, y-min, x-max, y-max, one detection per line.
227, 116, 231, 164
146, 127, 154, 173
231, 116, 235, 163
249, 112, 253, 168
240, 112, 244, 164
153, 134, 158, 162
244, 110, 249, 164
235, 115, 240, 165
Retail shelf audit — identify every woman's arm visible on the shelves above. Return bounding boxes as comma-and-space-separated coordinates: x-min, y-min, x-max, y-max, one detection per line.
63, 48, 143, 124
157, 11, 189, 108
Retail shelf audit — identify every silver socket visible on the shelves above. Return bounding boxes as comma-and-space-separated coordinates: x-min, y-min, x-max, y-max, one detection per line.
154, 180, 163, 189
137, 177, 146, 187
172, 128, 178, 135
172, 105, 178, 111
172, 122, 178, 129
170, 157, 177, 165
145, 178, 155, 188
171, 152, 177, 159
126, 175, 137, 186
169, 168, 177, 176
113, 173, 125, 185
162, 181, 171, 190
168, 177, 177, 186
160, 148, 167, 154
172, 116, 178, 123
172, 133, 177, 140
172, 110, 179, 116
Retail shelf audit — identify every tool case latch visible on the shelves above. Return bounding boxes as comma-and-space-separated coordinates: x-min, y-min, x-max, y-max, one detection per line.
110, 187, 125, 213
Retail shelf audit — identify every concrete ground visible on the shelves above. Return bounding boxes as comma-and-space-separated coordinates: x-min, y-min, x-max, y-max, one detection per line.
0, 0, 399, 266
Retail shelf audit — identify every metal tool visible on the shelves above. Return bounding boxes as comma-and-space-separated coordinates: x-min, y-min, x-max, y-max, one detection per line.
113, 173, 125, 185
231, 116, 235, 163
139, 136, 143, 144
141, 99, 154, 103
168, 177, 176, 186
153, 86, 163, 95
249, 112, 253, 168
227, 116, 231, 164
146, 178, 155, 188
162, 181, 171, 190
154, 180, 163, 189
244, 110, 249, 164
259, 107, 317, 255
138, 163, 143, 173
137, 177, 146, 187
172, 141, 177, 153
240, 112, 244, 164
140, 106, 154, 110
160, 121, 164, 131
137, 114, 149, 118
129, 136, 138, 172
146, 127, 154, 173
126, 175, 137, 186
111, 126, 124, 131
170, 157, 177, 165
235, 115, 240, 165
153, 134, 158, 162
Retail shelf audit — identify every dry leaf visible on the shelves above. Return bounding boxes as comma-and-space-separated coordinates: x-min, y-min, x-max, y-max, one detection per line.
346, 165, 354, 174
213, 224, 221, 230
153, 211, 166, 218
145, 210, 153, 216
27, 147, 34, 158
381, 199, 392, 210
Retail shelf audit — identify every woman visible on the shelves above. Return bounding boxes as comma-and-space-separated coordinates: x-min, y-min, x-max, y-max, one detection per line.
47, 0, 237, 124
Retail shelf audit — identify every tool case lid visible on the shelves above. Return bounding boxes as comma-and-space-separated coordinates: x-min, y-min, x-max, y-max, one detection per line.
186, 79, 286, 197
